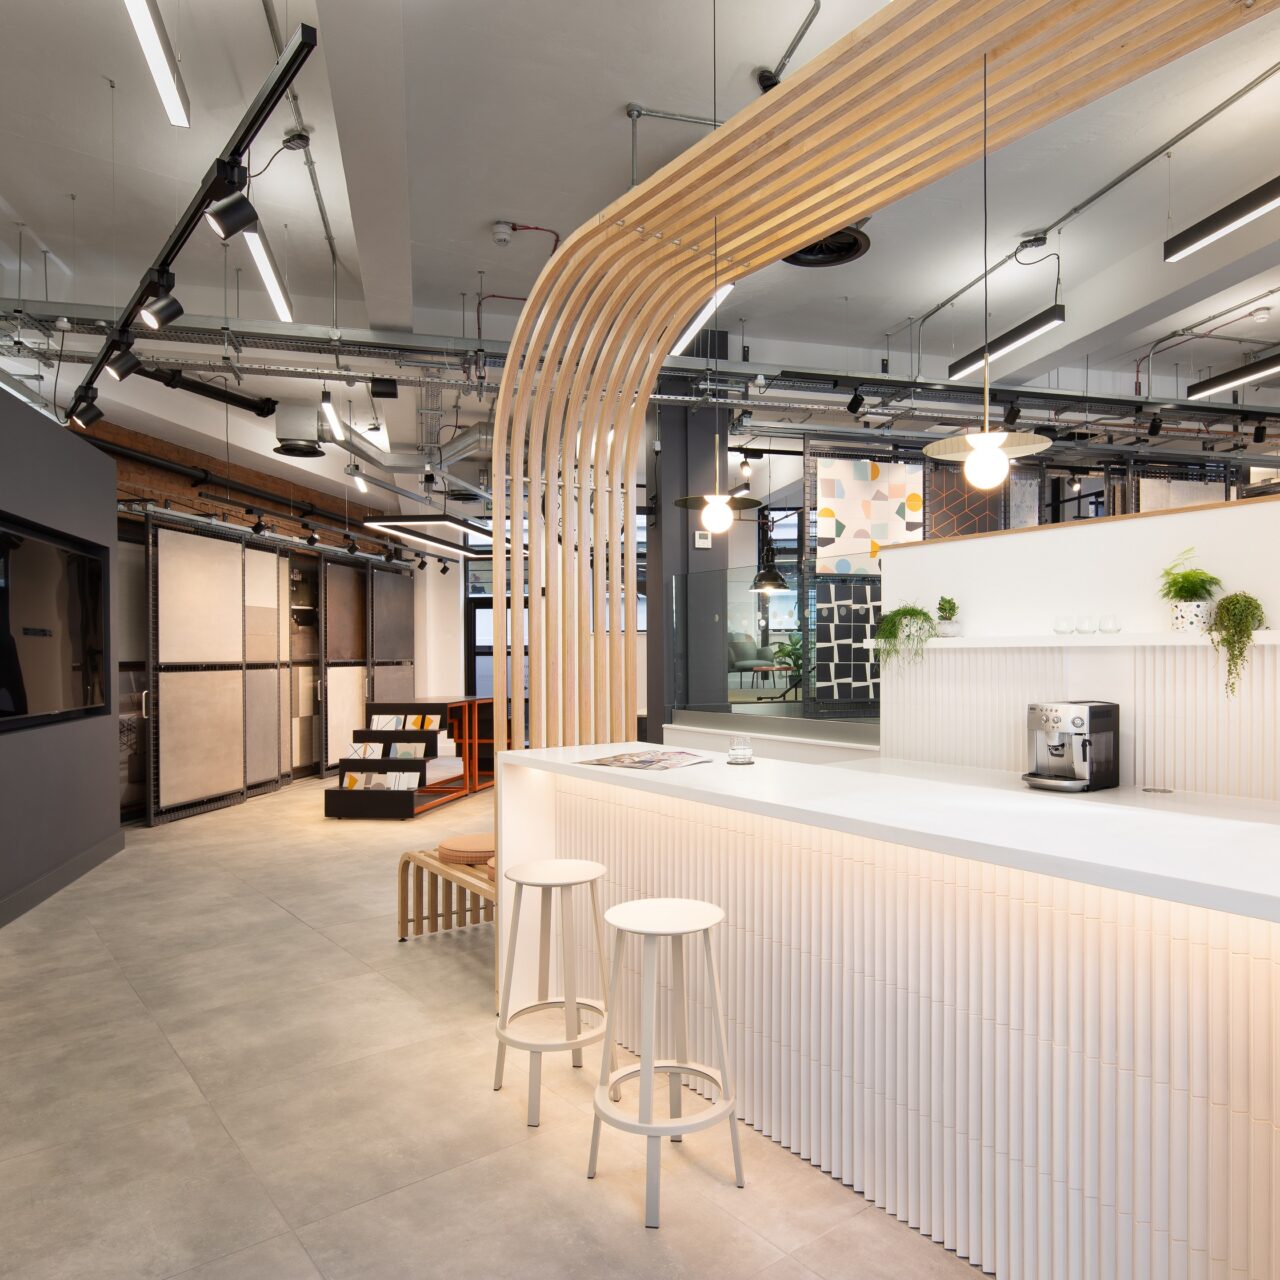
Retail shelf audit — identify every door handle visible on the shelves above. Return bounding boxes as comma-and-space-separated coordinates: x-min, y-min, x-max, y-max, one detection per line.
140, 689, 149, 720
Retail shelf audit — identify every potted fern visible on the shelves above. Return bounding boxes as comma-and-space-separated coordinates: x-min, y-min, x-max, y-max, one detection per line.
1158, 548, 1222, 632
874, 604, 937, 666
936, 595, 960, 638
1207, 592, 1266, 695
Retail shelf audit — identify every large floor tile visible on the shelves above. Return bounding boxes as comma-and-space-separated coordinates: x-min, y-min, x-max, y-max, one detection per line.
0, 962, 146, 1059
299, 1129, 783, 1280
0, 1013, 205, 1162
0, 1106, 285, 1280
163, 1234, 322, 1280
128, 918, 371, 1022
161, 970, 453, 1099
792, 1205, 978, 1278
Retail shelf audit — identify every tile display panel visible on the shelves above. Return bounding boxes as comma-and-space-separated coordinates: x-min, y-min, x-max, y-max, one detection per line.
373, 663, 415, 700
157, 670, 244, 809
156, 528, 243, 664
245, 666, 280, 786
291, 665, 319, 769
372, 570, 414, 661
244, 549, 279, 662
926, 464, 1004, 538
324, 665, 366, 767
813, 580, 880, 704
814, 457, 923, 575
324, 562, 367, 662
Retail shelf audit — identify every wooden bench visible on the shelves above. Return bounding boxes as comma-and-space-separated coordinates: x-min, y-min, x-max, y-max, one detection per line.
398, 849, 495, 940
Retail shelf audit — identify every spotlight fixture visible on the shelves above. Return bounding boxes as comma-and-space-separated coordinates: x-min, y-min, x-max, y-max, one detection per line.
306, 531, 319, 547
243, 224, 293, 322
1071, 477, 1082, 493
70, 399, 104, 429
1148, 415, 1163, 438
383, 548, 395, 564
252, 518, 267, 536
948, 304, 1067, 380
1254, 423, 1268, 444
203, 191, 257, 240
140, 292, 184, 330
749, 542, 788, 594
345, 538, 359, 556
439, 561, 450, 576
1186, 354, 1280, 402
122, 0, 190, 128
320, 390, 345, 442
846, 392, 865, 415
416, 556, 428, 570
670, 283, 735, 357
106, 348, 142, 381
739, 456, 752, 480
1002, 403, 1021, 426
1163, 174, 1280, 263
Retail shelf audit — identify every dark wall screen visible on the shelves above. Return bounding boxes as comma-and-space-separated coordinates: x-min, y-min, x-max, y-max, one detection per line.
0, 517, 107, 725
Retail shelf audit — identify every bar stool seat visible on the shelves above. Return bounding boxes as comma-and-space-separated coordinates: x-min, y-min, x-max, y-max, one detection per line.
494, 858, 613, 1126
435, 832, 495, 865
588, 895, 743, 1228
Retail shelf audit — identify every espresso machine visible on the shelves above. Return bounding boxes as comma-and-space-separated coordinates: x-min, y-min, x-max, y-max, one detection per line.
1022, 701, 1119, 792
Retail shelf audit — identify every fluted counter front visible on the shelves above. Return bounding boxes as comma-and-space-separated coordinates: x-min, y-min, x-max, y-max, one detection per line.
496, 747, 1280, 1278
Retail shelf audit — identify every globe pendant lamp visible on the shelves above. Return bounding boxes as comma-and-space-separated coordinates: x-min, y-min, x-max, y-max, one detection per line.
674, 428, 761, 531
921, 52, 1049, 489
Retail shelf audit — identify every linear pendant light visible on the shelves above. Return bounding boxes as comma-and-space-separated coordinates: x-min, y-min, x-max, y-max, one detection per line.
320, 390, 345, 441
671, 282, 735, 356
948, 303, 1066, 380
243, 225, 293, 322
1185, 352, 1280, 401
121, 0, 191, 128
362, 520, 491, 561
1164, 174, 1280, 263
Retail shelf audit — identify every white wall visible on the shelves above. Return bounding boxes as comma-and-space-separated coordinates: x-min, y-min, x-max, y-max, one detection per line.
881, 495, 1280, 635
415, 563, 465, 696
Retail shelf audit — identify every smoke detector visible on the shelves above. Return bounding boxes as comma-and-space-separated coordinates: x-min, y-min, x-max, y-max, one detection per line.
1251, 307, 1272, 324
492, 221, 514, 246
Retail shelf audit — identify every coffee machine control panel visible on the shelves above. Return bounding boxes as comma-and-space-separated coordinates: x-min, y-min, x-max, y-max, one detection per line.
1028, 703, 1092, 730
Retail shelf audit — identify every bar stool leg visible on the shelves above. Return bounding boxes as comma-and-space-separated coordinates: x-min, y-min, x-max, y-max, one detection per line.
397, 855, 410, 941
412, 863, 424, 937
494, 883, 524, 1092
560, 886, 583, 1068
427, 870, 439, 934
669, 934, 688, 1141
638, 934, 661, 1228
588, 930, 626, 1181
527, 885, 553, 1126
589, 880, 620, 1097
702, 927, 744, 1189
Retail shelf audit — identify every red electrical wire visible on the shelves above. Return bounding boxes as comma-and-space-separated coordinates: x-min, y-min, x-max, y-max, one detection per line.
509, 223, 560, 253
476, 293, 529, 345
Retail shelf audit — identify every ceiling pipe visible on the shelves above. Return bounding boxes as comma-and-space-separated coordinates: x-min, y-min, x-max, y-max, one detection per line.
756, 0, 821, 92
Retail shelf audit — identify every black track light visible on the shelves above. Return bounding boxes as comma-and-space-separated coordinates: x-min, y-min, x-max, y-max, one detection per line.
252, 518, 267, 536
383, 548, 395, 564
739, 456, 751, 480
416, 556, 428, 571
70, 400, 104, 429
346, 538, 359, 556
140, 293, 184, 330
1002, 403, 1021, 426
204, 191, 258, 240
1148, 415, 1163, 438
1070, 477, 1081, 493
439, 561, 450, 576
106, 348, 142, 381
306, 531, 319, 547
846, 393, 864, 415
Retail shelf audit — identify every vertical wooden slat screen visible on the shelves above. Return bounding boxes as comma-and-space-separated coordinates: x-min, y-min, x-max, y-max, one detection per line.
492, 0, 1277, 751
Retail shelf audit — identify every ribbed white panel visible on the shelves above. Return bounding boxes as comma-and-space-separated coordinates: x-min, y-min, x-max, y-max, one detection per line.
554, 776, 1280, 1280
881, 644, 1279, 801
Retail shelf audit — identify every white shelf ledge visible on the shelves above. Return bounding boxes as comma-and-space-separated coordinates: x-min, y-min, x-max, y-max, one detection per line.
889, 631, 1279, 649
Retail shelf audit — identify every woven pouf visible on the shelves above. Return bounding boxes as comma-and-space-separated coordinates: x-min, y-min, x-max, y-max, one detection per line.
435, 832, 496, 866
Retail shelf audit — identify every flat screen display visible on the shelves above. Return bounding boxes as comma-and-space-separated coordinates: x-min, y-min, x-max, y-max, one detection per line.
0, 517, 107, 725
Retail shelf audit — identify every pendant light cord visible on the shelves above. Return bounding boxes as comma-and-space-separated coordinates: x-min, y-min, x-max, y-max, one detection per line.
982, 52, 990, 434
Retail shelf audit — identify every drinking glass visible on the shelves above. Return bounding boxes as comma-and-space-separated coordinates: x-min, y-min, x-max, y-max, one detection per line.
1099, 614, 1121, 634
1076, 615, 1098, 634
728, 735, 754, 766
1053, 616, 1074, 635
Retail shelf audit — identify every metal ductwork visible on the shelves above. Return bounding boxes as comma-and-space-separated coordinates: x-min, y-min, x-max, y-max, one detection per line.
326, 413, 493, 474
273, 403, 324, 457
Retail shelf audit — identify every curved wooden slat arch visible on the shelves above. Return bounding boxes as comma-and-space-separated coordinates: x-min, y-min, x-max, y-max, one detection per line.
492, 0, 1276, 752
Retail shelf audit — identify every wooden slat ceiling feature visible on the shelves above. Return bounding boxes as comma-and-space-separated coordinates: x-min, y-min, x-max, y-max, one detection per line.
492, 0, 1277, 752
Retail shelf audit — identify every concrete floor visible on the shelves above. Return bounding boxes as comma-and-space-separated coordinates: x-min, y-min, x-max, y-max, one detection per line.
0, 779, 975, 1279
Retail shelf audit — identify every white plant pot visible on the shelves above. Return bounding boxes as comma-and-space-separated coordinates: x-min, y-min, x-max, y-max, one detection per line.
936, 619, 962, 638
1171, 600, 1210, 633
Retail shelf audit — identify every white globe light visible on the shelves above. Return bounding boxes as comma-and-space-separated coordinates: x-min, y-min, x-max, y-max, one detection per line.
962, 431, 1010, 490
700, 495, 734, 533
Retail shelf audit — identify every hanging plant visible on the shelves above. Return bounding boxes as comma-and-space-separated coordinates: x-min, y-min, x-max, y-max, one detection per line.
874, 605, 937, 666
1207, 592, 1266, 695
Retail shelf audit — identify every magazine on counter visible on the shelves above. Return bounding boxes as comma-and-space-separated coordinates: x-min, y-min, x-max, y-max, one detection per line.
584, 750, 711, 771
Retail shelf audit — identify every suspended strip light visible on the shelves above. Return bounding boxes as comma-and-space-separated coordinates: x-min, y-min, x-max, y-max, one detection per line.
320, 390, 345, 441
347, 464, 368, 494
671, 282, 735, 356
377, 515, 495, 545
243, 224, 293, 322
122, 0, 190, 128
1164, 174, 1280, 263
1185, 352, 1280, 401
948, 303, 1066, 380
362, 520, 491, 560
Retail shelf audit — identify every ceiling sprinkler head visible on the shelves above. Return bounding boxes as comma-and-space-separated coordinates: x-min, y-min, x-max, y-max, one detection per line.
492, 221, 514, 246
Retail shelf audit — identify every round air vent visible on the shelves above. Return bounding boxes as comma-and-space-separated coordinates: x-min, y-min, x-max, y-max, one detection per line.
273, 440, 324, 458
783, 225, 871, 268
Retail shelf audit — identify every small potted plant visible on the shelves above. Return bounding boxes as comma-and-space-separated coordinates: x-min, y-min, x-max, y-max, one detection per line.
936, 595, 960, 638
1158, 548, 1222, 632
874, 604, 937, 666
1207, 592, 1266, 695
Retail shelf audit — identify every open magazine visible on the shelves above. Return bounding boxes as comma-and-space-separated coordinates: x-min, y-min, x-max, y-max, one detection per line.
584, 750, 711, 771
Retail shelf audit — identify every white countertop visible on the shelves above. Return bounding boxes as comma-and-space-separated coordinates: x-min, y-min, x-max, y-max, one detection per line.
500, 744, 1280, 924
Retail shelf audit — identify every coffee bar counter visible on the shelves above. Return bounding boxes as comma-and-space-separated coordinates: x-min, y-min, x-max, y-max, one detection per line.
496, 745, 1280, 1279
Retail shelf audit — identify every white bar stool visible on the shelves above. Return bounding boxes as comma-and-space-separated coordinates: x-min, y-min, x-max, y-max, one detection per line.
588, 896, 744, 1228
494, 858, 612, 1126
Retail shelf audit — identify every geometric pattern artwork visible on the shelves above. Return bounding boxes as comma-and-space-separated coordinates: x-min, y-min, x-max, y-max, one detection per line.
813, 579, 880, 704
1008, 471, 1042, 529
925, 463, 1004, 538
814, 457, 923, 575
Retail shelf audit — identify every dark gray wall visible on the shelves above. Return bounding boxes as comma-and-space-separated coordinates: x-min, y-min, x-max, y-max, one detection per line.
645, 383, 730, 736
0, 398, 122, 925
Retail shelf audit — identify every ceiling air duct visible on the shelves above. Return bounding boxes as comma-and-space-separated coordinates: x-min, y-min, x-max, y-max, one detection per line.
783, 221, 871, 268
273, 403, 325, 458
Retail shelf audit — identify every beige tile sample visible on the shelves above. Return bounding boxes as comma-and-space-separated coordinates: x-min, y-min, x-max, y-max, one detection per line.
157, 528, 243, 664
246, 667, 280, 785
324, 666, 365, 767
245, 549, 280, 662
158, 670, 244, 808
